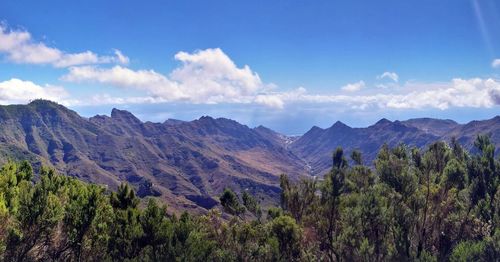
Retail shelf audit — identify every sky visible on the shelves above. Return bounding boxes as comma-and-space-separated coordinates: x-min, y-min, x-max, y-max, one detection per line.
0, 0, 499, 134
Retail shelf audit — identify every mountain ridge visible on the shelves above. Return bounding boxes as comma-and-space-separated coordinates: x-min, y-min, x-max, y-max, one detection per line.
0, 100, 498, 212
292, 115, 499, 174
0, 100, 308, 213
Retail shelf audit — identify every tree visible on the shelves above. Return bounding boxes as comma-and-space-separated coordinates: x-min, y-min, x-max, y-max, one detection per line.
108, 183, 143, 259
319, 146, 349, 261
6, 167, 66, 261
220, 188, 245, 217
58, 183, 110, 260
351, 150, 363, 166
242, 191, 262, 221
449, 241, 490, 262
333, 147, 348, 170
338, 186, 392, 261
110, 183, 140, 210
139, 199, 172, 261
269, 215, 302, 261
444, 159, 467, 190
280, 175, 317, 222
267, 207, 284, 220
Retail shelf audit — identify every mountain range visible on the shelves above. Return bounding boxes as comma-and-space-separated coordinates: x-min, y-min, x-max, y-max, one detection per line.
291, 117, 500, 175
0, 100, 498, 212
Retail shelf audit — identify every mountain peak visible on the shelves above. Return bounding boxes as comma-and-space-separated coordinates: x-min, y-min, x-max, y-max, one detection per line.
28, 99, 59, 106
111, 108, 142, 125
197, 116, 245, 130
28, 99, 66, 112
254, 125, 271, 131
378, 118, 392, 124
198, 115, 215, 121
373, 118, 392, 126
330, 121, 350, 129
26, 99, 80, 120
254, 125, 283, 137
310, 126, 324, 131
301, 126, 325, 138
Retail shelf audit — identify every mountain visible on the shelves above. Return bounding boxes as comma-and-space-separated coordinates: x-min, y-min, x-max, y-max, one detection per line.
290, 119, 439, 174
401, 118, 459, 136
290, 117, 500, 175
253, 125, 299, 148
442, 116, 500, 153
0, 100, 307, 213
0, 100, 498, 212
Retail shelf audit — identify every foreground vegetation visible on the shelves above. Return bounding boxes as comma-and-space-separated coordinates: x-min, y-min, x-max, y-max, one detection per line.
0, 135, 499, 261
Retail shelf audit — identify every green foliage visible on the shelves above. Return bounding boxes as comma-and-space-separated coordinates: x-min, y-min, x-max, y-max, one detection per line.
111, 183, 140, 210
242, 191, 262, 220
332, 146, 348, 170
220, 188, 245, 217
449, 241, 487, 262
444, 158, 467, 190
0, 134, 499, 261
267, 207, 284, 220
268, 215, 302, 260
351, 149, 363, 166
277, 135, 500, 261
280, 174, 317, 222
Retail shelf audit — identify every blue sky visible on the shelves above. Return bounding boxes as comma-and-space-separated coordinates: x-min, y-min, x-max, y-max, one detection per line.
0, 0, 499, 134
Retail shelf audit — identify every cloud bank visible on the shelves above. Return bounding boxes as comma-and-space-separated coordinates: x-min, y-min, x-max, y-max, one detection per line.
60, 48, 500, 111
254, 78, 500, 110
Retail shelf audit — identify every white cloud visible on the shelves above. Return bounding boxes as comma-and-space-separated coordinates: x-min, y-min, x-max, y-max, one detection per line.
254, 94, 285, 109
62, 65, 185, 100
492, 59, 500, 68
0, 78, 70, 105
171, 48, 264, 98
0, 25, 128, 67
63, 48, 272, 105
113, 49, 130, 64
68, 76, 500, 111
377, 71, 399, 82
341, 81, 365, 92
86, 94, 167, 105
387, 78, 500, 109
53, 51, 99, 68
278, 78, 500, 110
